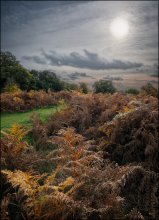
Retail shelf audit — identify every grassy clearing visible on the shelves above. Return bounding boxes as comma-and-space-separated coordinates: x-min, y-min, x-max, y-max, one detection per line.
1, 105, 64, 130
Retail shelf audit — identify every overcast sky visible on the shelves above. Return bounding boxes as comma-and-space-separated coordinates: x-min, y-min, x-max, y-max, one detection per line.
1, 0, 158, 82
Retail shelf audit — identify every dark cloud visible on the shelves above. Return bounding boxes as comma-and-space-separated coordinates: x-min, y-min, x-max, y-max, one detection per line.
148, 80, 158, 84
135, 63, 158, 75
150, 64, 158, 77
67, 72, 92, 80
23, 55, 46, 64
151, 74, 158, 78
23, 49, 143, 70
151, 73, 158, 78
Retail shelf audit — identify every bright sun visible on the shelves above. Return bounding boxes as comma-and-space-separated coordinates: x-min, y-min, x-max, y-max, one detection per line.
110, 18, 129, 38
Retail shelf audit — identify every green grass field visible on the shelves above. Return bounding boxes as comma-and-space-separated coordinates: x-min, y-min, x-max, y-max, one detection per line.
1, 105, 63, 130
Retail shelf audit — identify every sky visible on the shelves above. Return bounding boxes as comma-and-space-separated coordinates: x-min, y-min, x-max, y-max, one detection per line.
1, 0, 158, 89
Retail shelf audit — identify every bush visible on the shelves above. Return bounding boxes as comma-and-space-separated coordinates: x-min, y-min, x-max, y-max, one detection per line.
104, 108, 159, 172
3, 82, 22, 93
1, 124, 38, 171
0, 90, 67, 112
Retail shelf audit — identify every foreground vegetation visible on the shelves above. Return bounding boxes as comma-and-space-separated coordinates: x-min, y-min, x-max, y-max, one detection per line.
1, 91, 158, 220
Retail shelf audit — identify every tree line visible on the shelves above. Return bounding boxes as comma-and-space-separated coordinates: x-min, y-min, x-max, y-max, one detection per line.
0, 51, 80, 92
0, 51, 158, 96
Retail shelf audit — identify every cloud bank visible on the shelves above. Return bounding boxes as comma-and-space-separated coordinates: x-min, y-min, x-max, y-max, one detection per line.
23, 49, 143, 70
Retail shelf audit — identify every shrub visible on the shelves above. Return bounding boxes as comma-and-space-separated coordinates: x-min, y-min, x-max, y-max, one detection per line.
29, 113, 49, 150
105, 108, 159, 172
50, 128, 85, 164
1, 90, 60, 112
1, 124, 38, 171
3, 82, 22, 93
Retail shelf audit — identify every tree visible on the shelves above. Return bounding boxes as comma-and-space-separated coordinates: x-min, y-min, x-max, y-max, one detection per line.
0, 51, 80, 92
141, 83, 158, 97
125, 88, 139, 95
29, 70, 43, 90
0, 51, 32, 91
79, 82, 89, 94
64, 82, 79, 91
39, 70, 64, 91
93, 80, 116, 94
29, 70, 65, 92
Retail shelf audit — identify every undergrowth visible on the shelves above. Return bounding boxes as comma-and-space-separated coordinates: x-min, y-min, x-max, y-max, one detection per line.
1, 92, 158, 220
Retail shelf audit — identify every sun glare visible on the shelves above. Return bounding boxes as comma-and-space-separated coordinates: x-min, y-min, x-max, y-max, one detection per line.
110, 18, 129, 38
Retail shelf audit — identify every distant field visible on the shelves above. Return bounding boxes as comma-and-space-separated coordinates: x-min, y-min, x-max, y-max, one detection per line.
1, 105, 63, 130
